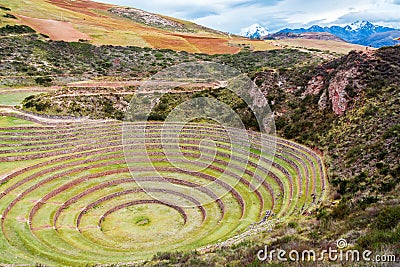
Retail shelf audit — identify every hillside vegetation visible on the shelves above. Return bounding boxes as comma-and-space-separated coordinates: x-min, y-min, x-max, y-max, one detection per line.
0, 34, 321, 87
0, 19, 398, 265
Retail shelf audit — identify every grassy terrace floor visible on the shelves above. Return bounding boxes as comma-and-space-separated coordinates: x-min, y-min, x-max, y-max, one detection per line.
0, 119, 327, 266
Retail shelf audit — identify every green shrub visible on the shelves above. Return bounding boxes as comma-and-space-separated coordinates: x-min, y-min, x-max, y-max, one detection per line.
34, 77, 52, 86
372, 205, 400, 230
357, 228, 400, 250
383, 124, 400, 139
0, 24, 35, 35
0, 6, 11, 11
3, 13, 16, 19
331, 201, 350, 220
345, 145, 364, 160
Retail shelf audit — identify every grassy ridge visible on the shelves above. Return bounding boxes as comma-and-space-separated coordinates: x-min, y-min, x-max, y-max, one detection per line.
0, 34, 321, 87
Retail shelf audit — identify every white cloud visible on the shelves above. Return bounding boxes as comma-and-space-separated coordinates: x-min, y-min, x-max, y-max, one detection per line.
97, 0, 400, 33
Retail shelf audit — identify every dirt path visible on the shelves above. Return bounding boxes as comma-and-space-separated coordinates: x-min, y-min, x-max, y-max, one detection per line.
67, 80, 219, 88
67, 80, 225, 89
0, 86, 61, 94
66, 81, 144, 88
53, 92, 135, 98
0, 107, 114, 125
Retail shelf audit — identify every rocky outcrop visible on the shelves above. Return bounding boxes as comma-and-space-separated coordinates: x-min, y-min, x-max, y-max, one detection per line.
317, 91, 327, 110
327, 67, 360, 115
303, 50, 371, 115
109, 7, 187, 31
303, 75, 325, 96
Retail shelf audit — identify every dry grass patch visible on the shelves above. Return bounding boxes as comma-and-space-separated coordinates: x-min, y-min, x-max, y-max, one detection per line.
277, 39, 367, 54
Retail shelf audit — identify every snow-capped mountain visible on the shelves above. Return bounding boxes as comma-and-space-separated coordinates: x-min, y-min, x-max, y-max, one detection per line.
240, 24, 268, 39
277, 20, 400, 47
345, 20, 373, 31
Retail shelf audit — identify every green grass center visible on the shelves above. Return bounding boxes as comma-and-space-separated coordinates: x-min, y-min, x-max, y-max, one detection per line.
135, 216, 151, 226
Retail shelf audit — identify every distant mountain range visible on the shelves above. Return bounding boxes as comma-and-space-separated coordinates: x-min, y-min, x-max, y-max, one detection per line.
240, 20, 400, 47
277, 21, 400, 48
240, 24, 268, 39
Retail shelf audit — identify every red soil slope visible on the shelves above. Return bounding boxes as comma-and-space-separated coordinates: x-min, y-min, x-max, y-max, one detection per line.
18, 15, 90, 41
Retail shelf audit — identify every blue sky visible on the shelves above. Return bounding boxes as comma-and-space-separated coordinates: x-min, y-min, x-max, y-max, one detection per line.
97, 0, 400, 33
